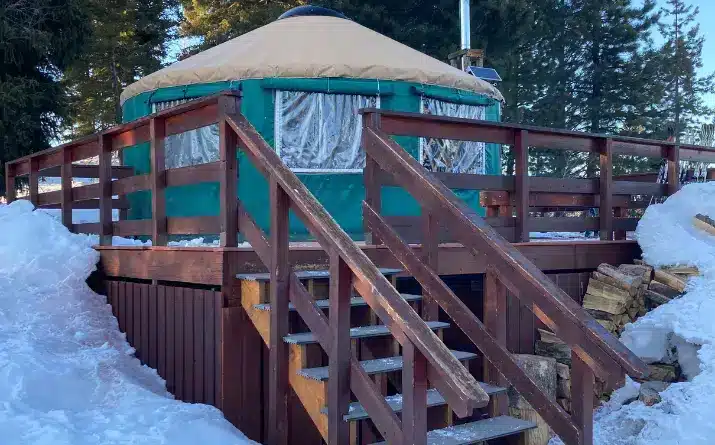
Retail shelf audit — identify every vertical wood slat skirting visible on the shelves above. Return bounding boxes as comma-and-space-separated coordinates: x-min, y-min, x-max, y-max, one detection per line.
268, 178, 290, 445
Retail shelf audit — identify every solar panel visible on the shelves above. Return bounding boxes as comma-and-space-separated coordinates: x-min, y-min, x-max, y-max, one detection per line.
467, 66, 502, 82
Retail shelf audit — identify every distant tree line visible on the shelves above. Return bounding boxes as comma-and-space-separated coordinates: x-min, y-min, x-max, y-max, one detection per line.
2, 0, 714, 195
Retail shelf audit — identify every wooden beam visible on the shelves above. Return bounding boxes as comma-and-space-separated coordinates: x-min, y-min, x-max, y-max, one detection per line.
268, 178, 289, 445
599, 138, 613, 241
60, 147, 73, 228
668, 145, 680, 196
483, 267, 508, 417
219, 96, 239, 247
571, 353, 595, 445
29, 158, 39, 206
151, 118, 167, 246
4, 163, 15, 203
402, 341, 428, 445
514, 129, 529, 242
363, 111, 382, 245
421, 208, 439, 321
328, 253, 352, 444
98, 134, 113, 245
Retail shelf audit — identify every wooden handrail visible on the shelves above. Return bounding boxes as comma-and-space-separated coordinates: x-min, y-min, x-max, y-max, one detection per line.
363, 126, 648, 378
225, 111, 490, 416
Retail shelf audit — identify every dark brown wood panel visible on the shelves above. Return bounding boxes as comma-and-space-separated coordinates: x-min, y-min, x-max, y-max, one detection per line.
112, 174, 151, 195
167, 216, 220, 235
165, 162, 221, 187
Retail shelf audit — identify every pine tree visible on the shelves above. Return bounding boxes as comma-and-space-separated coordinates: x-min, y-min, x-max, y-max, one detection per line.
657, 0, 715, 142
1, 0, 89, 196
63, 0, 179, 136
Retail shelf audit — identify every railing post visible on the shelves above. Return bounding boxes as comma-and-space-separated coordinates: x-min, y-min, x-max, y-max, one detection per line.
667, 144, 680, 196
98, 134, 113, 245
599, 138, 613, 241
29, 158, 39, 207
328, 252, 352, 444
60, 147, 73, 229
402, 341, 428, 445
483, 266, 508, 416
268, 177, 290, 445
613, 207, 626, 240
4, 163, 15, 203
421, 208, 439, 321
514, 129, 529, 242
219, 94, 240, 247
363, 111, 382, 245
571, 353, 595, 445
150, 117, 167, 246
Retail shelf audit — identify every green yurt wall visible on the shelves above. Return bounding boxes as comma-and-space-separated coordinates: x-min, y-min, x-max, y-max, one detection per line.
121, 78, 502, 241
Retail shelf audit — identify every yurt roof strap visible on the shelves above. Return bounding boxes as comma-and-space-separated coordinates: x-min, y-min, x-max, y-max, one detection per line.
412, 85, 496, 106
260, 78, 394, 96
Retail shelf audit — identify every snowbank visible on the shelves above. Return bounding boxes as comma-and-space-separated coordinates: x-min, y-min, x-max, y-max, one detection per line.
554, 183, 715, 444
0, 201, 255, 444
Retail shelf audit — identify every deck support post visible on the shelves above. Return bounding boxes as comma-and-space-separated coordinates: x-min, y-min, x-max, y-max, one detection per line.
60, 147, 73, 229
421, 209, 439, 321
268, 178, 290, 445
29, 158, 39, 207
219, 94, 240, 247
571, 352, 594, 445
514, 130, 529, 242
98, 133, 113, 245
4, 163, 15, 203
599, 138, 613, 241
363, 111, 382, 245
667, 144, 680, 196
328, 253, 352, 444
483, 266, 509, 417
402, 341, 428, 445
150, 117, 167, 246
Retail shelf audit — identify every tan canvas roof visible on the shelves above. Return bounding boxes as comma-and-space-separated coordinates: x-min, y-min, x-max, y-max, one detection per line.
121, 15, 503, 104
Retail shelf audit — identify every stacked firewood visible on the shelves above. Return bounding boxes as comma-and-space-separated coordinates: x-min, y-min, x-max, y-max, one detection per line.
581, 261, 693, 336
532, 260, 697, 415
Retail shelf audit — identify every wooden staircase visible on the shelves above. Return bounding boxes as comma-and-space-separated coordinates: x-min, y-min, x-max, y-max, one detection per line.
214, 103, 650, 445
237, 270, 536, 444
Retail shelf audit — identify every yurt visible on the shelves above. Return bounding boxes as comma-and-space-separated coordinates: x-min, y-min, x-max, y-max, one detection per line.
120, 6, 504, 240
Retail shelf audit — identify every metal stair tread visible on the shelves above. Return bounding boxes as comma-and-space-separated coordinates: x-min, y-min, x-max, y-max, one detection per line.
254, 293, 422, 312
237, 267, 402, 282
284, 321, 450, 345
371, 416, 537, 445
300, 350, 478, 381
319, 383, 507, 421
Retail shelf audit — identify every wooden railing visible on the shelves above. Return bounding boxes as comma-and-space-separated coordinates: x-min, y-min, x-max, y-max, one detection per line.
360, 109, 655, 444
362, 109, 715, 244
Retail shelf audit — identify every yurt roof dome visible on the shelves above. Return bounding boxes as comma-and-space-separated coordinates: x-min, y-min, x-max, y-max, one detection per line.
120, 15, 504, 104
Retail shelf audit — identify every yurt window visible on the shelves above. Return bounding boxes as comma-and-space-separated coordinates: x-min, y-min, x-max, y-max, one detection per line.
419, 98, 486, 174
275, 91, 379, 172
152, 99, 220, 169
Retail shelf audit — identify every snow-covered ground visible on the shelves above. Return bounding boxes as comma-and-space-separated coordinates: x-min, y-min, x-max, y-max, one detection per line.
0, 200, 256, 444
552, 182, 715, 444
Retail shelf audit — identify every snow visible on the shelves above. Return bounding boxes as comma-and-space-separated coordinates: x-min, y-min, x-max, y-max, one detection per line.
551, 182, 715, 444
0, 200, 256, 445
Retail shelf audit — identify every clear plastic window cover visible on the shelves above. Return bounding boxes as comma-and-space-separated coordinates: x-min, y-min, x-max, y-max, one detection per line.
420, 98, 487, 174
275, 91, 379, 171
153, 100, 219, 169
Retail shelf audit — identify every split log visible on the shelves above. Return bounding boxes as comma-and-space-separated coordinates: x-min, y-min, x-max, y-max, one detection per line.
535, 341, 571, 366
597, 264, 643, 289
557, 377, 571, 399
693, 213, 715, 236
644, 289, 672, 309
556, 363, 570, 380
509, 354, 557, 445
647, 364, 678, 382
663, 265, 699, 276
595, 318, 617, 332
583, 292, 629, 315
537, 328, 564, 345
591, 271, 638, 296
649, 280, 682, 299
627, 305, 639, 320
557, 398, 571, 413
653, 269, 687, 293
618, 264, 652, 283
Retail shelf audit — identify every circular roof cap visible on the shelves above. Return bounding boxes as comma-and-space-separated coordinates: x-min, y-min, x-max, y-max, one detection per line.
277, 5, 348, 21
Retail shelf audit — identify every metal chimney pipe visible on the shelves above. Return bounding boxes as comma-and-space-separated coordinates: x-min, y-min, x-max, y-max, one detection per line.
460, 0, 471, 50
